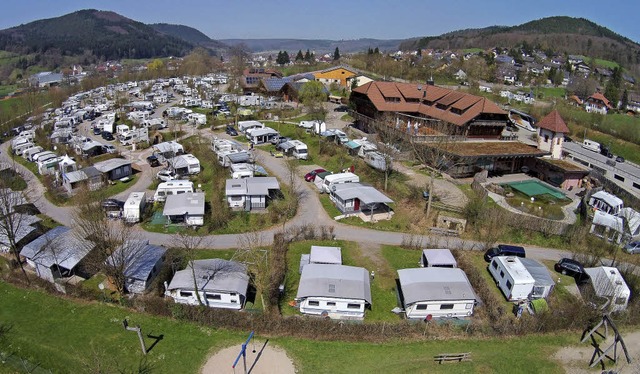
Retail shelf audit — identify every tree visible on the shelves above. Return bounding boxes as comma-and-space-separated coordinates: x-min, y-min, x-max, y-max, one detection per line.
295, 50, 304, 62
298, 81, 327, 121
102, 232, 148, 295
620, 89, 629, 111
276, 51, 290, 65
372, 113, 404, 191
304, 49, 314, 63
333, 47, 341, 61
232, 230, 269, 310
374, 47, 379, 54
0, 179, 37, 283
604, 67, 622, 107
172, 230, 208, 306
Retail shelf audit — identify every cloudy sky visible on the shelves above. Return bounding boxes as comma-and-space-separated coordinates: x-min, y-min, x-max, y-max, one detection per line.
1, 0, 639, 43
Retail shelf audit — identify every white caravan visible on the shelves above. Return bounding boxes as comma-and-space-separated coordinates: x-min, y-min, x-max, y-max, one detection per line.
153, 180, 194, 202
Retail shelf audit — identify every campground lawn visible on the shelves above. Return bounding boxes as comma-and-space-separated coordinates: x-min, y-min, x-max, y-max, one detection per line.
0, 280, 575, 373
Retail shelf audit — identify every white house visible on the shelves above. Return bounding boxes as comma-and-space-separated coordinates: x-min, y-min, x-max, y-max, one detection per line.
420, 249, 457, 268
165, 259, 250, 310
588, 191, 624, 216
162, 192, 205, 226
536, 110, 569, 160
520, 258, 555, 299
225, 177, 280, 210
329, 182, 394, 222
397, 267, 476, 320
105, 240, 167, 294
296, 264, 371, 320
171, 154, 201, 176
488, 256, 535, 301
583, 266, 631, 313
20, 226, 94, 283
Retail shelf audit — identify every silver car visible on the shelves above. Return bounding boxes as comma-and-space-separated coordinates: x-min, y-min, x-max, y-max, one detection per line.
624, 241, 640, 254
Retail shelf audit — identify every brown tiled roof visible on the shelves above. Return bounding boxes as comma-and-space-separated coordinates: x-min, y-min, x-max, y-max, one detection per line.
588, 92, 613, 108
433, 141, 547, 158
352, 81, 506, 127
537, 110, 569, 133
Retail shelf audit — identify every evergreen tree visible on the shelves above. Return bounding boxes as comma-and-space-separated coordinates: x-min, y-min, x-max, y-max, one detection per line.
621, 89, 629, 111
374, 47, 379, 54
416, 48, 422, 57
295, 50, 304, 62
367, 47, 373, 55
604, 67, 622, 106
276, 51, 290, 65
304, 49, 312, 63
334, 47, 340, 60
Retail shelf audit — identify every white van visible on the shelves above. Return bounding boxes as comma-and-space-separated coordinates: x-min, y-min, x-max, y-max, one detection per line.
153, 180, 194, 202
322, 172, 359, 193
582, 139, 601, 153
289, 140, 308, 160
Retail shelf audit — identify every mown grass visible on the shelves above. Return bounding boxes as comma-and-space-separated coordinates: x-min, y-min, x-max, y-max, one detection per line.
536, 86, 566, 99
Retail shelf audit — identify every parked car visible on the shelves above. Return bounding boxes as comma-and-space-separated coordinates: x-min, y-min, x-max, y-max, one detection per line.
146, 155, 160, 167
102, 145, 116, 154
483, 244, 526, 262
225, 125, 238, 136
156, 169, 178, 182
615, 156, 625, 163
270, 136, 290, 145
334, 105, 349, 112
624, 241, 640, 254
101, 199, 124, 219
304, 168, 326, 182
554, 258, 589, 282
93, 127, 102, 135
101, 131, 114, 141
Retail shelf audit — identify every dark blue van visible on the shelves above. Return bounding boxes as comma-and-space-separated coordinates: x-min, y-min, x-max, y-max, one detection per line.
484, 244, 526, 262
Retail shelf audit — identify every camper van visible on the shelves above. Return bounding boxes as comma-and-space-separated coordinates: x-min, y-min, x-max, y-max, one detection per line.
123, 192, 146, 223
582, 139, 601, 153
488, 256, 535, 301
153, 180, 194, 202
322, 172, 359, 194
289, 140, 308, 160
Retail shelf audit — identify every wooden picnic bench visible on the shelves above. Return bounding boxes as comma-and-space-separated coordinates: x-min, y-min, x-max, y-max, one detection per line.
433, 352, 471, 364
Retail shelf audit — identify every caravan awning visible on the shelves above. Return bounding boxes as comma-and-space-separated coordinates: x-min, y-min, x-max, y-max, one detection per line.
344, 141, 361, 150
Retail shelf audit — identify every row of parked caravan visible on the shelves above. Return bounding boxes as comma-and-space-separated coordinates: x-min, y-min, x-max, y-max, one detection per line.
211, 138, 264, 179
10, 129, 64, 175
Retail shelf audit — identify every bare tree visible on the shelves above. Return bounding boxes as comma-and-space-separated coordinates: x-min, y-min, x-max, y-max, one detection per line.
371, 113, 405, 191
232, 230, 269, 310
171, 229, 208, 306
102, 226, 147, 295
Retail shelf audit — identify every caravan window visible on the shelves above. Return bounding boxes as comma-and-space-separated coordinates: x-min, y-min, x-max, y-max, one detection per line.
416, 304, 428, 310
492, 261, 498, 269
500, 270, 504, 278
347, 303, 360, 309
157, 191, 165, 197
440, 304, 454, 310
465, 303, 473, 309
615, 297, 626, 305
308, 300, 319, 306
506, 280, 513, 290
179, 291, 193, 298
177, 190, 186, 194
326, 302, 336, 307
206, 294, 221, 301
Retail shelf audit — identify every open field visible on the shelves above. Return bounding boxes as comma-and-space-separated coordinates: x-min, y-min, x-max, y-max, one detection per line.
0, 280, 579, 373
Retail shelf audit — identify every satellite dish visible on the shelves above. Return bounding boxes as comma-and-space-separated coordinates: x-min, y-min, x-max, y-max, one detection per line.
98, 283, 105, 290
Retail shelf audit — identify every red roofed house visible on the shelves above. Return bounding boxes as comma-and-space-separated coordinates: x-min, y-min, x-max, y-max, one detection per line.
536, 110, 569, 160
350, 81, 507, 139
585, 92, 614, 115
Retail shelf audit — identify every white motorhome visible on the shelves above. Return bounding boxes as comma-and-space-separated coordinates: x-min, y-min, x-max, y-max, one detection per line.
153, 180, 194, 202
488, 256, 535, 301
582, 139, 601, 153
322, 172, 359, 194
212, 138, 242, 155
115, 124, 130, 136
123, 192, 146, 223
187, 112, 207, 125
119, 128, 149, 146
289, 140, 308, 160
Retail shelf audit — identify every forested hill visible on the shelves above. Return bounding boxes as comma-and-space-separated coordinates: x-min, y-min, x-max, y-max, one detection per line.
0, 9, 194, 60
150, 23, 228, 54
399, 16, 640, 67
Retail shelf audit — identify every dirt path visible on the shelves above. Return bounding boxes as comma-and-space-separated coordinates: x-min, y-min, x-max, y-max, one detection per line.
201, 341, 296, 374
553, 329, 640, 373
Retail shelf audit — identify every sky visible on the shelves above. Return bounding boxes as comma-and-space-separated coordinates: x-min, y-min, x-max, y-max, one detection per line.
1, 0, 639, 43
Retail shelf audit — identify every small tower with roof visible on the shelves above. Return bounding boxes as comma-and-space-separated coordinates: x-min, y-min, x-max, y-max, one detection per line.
536, 110, 569, 160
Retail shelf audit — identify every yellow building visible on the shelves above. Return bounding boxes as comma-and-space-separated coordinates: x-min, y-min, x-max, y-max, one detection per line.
313, 66, 357, 88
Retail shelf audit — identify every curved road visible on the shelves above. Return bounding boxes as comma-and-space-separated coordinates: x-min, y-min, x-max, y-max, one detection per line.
1, 135, 571, 264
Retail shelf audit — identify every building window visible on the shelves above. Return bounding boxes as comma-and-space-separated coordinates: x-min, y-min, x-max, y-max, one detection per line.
308, 300, 320, 306
416, 304, 428, 310
179, 291, 193, 298
506, 280, 513, 290
556, 138, 561, 145
347, 303, 361, 309
440, 304, 454, 310
544, 135, 549, 143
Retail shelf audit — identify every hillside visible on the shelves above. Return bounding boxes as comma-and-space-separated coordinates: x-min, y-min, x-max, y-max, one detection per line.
399, 16, 640, 68
150, 23, 228, 54
0, 9, 194, 60
220, 38, 402, 54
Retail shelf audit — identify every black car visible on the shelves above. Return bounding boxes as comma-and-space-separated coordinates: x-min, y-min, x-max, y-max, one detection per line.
93, 127, 102, 135
484, 244, 526, 262
146, 155, 160, 167
334, 105, 349, 112
615, 155, 625, 163
555, 258, 589, 282
225, 125, 238, 136
101, 131, 114, 141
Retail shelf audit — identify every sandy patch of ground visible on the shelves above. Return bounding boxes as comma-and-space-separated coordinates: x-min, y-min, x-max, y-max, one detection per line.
201, 341, 296, 374
553, 329, 640, 373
